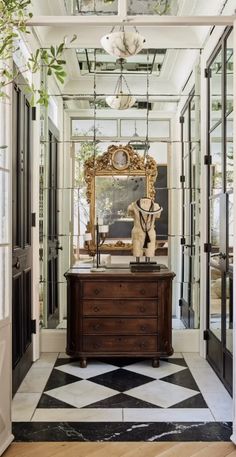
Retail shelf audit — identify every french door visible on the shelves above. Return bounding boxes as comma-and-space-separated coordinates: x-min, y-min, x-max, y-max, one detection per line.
47, 121, 60, 327
179, 90, 200, 328
205, 28, 233, 394
12, 81, 33, 394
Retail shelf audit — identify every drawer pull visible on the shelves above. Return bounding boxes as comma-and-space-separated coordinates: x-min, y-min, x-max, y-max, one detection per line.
140, 325, 147, 332
93, 323, 101, 330
94, 288, 100, 295
139, 342, 147, 349
93, 343, 101, 349
140, 289, 146, 295
139, 306, 146, 313
93, 306, 100, 312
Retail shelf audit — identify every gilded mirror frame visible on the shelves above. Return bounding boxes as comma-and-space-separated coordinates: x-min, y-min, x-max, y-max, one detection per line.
84, 144, 157, 252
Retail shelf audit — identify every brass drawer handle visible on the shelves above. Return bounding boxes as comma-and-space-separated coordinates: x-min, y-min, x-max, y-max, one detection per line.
93, 306, 100, 312
94, 288, 100, 295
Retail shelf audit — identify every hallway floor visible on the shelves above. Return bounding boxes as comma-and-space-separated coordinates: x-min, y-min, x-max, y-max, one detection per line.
12, 353, 233, 442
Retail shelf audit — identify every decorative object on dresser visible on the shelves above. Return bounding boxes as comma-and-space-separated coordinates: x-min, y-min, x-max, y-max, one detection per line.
65, 269, 175, 368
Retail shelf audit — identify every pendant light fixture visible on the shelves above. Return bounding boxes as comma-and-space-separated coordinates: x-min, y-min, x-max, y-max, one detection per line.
106, 58, 136, 110
101, 26, 146, 58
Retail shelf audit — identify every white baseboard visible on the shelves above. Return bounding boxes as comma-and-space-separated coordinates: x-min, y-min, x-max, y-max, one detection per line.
0, 434, 14, 456
40, 329, 200, 354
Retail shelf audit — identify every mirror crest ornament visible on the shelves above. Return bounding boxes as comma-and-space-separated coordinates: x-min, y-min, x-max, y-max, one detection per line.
84, 145, 157, 252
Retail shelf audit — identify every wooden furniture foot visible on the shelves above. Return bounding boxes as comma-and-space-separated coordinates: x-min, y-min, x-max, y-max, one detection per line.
80, 358, 87, 368
152, 358, 159, 367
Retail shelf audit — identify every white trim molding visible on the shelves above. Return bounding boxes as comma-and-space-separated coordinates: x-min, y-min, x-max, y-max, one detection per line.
40, 329, 200, 354
27, 15, 234, 27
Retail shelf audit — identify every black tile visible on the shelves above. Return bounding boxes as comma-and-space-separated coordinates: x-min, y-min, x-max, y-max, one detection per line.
54, 358, 78, 368
84, 393, 160, 409
161, 369, 199, 391
12, 421, 232, 442
171, 393, 208, 409
37, 393, 76, 409
89, 368, 155, 392
96, 357, 146, 367
43, 369, 81, 391
160, 358, 188, 367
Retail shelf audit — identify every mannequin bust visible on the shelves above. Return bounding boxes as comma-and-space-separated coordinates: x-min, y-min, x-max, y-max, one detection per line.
128, 197, 162, 259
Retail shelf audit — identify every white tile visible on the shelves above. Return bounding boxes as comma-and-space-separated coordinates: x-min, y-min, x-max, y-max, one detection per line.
55, 360, 118, 379
124, 360, 187, 379
58, 352, 72, 359
12, 393, 41, 421
183, 353, 210, 368
127, 380, 199, 408
202, 391, 233, 421
188, 367, 229, 394
45, 380, 118, 408
32, 408, 122, 422
123, 408, 214, 422
168, 353, 183, 359
18, 367, 52, 393
32, 353, 58, 368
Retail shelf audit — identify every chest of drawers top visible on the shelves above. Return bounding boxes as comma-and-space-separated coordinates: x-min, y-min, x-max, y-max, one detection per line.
65, 268, 175, 281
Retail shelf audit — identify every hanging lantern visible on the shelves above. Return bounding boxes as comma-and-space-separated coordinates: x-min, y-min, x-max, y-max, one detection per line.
106, 74, 136, 110
101, 30, 146, 58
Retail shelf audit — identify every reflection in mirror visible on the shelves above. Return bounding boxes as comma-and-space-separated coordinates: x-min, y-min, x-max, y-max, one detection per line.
210, 265, 222, 341
95, 175, 146, 243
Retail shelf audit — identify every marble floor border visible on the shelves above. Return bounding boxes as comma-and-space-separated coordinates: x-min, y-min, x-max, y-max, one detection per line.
12, 421, 232, 442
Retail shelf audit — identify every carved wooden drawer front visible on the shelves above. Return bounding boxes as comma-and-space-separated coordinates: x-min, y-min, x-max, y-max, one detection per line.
83, 281, 157, 298
83, 318, 157, 334
83, 299, 158, 316
83, 335, 157, 352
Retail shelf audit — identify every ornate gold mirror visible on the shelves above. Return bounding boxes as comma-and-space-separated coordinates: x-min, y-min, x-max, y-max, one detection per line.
84, 144, 157, 252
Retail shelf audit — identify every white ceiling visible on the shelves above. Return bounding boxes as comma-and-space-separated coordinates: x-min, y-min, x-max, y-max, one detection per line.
29, 0, 234, 112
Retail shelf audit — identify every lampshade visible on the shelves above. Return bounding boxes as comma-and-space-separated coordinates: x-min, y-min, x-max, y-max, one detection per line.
101, 30, 146, 58
106, 93, 136, 110
106, 74, 136, 110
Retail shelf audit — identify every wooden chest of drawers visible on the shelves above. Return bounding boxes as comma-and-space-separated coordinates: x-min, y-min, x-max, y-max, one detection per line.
65, 268, 175, 367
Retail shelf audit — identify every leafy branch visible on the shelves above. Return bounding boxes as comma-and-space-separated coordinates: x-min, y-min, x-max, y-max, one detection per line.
0, 0, 76, 105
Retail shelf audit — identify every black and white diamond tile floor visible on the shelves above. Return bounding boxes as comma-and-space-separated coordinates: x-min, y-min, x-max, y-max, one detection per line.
12, 352, 233, 441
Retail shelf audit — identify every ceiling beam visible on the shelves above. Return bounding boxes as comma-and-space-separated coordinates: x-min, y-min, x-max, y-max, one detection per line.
27, 15, 234, 27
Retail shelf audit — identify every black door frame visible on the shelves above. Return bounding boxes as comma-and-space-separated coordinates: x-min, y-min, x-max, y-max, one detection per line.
12, 74, 34, 394
46, 119, 60, 327
205, 26, 233, 395
179, 88, 197, 328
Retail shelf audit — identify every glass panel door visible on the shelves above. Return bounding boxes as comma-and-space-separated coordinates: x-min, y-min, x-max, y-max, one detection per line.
206, 28, 233, 395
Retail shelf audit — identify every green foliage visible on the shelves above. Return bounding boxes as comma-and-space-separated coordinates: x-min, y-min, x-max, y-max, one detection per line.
0, 0, 76, 106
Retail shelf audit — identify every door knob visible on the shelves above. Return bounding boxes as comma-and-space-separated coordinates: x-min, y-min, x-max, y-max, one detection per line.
13, 258, 20, 269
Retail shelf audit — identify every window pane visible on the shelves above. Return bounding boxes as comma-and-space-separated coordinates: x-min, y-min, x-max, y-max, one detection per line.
0, 246, 9, 320
0, 101, 8, 169
226, 116, 233, 191
210, 50, 222, 128
228, 192, 233, 267
210, 125, 223, 194
210, 266, 221, 341
226, 275, 233, 353
0, 170, 9, 244
72, 119, 118, 137
210, 195, 220, 255
120, 119, 170, 138
127, 0, 179, 15
65, 0, 118, 15
226, 32, 233, 114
